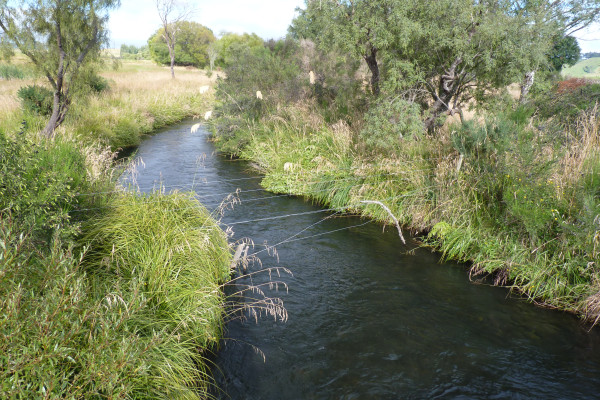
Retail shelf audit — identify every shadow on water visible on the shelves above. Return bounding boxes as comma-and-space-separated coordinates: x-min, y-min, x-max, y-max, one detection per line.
123, 120, 600, 400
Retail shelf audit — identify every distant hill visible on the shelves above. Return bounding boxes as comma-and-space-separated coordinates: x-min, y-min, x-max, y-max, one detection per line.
562, 57, 600, 78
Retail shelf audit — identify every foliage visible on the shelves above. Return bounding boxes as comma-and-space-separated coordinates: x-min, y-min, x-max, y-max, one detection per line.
17, 84, 53, 116
0, 130, 92, 242
292, 0, 555, 130
148, 21, 215, 68
214, 32, 265, 68
548, 35, 581, 72
215, 39, 302, 125
0, 0, 120, 136
0, 62, 36, 79
120, 43, 150, 60
534, 79, 600, 127
360, 98, 423, 154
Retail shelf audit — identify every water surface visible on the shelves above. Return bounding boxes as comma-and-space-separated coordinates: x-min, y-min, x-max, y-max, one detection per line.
124, 121, 600, 400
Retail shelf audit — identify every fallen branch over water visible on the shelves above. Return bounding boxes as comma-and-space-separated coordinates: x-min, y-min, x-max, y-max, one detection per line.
360, 200, 406, 244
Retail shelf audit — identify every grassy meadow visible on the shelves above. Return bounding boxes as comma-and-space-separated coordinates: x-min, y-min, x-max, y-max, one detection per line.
1, 59, 220, 149
563, 57, 600, 78
0, 59, 232, 398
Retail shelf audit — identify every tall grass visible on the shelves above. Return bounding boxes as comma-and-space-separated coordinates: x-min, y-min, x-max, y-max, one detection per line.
79, 191, 231, 398
0, 60, 234, 397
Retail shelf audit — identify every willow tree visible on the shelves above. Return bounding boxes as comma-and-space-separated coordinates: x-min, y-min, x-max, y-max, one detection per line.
518, 0, 600, 101
291, 0, 416, 96
395, 0, 553, 129
292, 0, 553, 130
0, 0, 119, 137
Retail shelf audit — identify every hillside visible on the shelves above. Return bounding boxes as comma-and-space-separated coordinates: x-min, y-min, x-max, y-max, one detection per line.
562, 56, 600, 78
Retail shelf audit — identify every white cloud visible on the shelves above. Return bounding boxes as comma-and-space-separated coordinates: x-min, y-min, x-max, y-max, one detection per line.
108, 0, 305, 47
573, 23, 600, 53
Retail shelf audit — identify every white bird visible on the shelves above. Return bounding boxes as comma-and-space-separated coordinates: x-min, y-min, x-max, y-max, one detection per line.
190, 123, 201, 133
204, 110, 213, 120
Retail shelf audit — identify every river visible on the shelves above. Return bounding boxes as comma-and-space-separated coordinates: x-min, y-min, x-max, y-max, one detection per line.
122, 120, 600, 400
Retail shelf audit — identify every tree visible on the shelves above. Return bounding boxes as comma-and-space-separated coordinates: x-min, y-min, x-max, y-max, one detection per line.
518, 0, 600, 101
548, 34, 581, 71
214, 32, 265, 68
292, 0, 552, 131
155, 0, 192, 79
291, 0, 415, 96
207, 42, 217, 72
0, 0, 120, 137
399, 0, 553, 130
148, 21, 214, 67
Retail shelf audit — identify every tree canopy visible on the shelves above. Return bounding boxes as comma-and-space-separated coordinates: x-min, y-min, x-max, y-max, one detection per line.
291, 0, 556, 130
548, 34, 581, 71
148, 21, 215, 68
0, 0, 120, 137
214, 32, 265, 68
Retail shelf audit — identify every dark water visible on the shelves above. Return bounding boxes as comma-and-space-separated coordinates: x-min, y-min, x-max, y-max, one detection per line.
123, 120, 600, 400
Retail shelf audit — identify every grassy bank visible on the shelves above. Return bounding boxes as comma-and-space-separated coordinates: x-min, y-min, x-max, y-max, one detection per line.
0, 60, 218, 149
0, 60, 232, 397
210, 100, 600, 325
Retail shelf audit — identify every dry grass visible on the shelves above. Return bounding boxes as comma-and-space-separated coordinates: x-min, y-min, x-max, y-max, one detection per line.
0, 77, 38, 115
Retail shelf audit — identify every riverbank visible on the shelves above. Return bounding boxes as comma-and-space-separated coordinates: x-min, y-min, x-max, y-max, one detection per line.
0, 61, 231, 397
210, 100, 600, 326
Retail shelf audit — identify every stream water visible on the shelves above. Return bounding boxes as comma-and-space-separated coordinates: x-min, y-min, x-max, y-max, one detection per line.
124, 120, 600, 399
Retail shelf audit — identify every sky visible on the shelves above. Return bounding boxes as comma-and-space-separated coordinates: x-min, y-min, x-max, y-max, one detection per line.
108, 0, 600, 53
574, 24, 600, 53
107, 0, 306, 48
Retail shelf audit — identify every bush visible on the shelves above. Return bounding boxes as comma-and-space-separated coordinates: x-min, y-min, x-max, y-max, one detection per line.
215, 40, 303, 122
84, 72, 109, 93
534, 79, 600, 127
0, 131, 89, 240
17, 84, 53, 116
0, 63, 37, 80
360, 98, 423, 154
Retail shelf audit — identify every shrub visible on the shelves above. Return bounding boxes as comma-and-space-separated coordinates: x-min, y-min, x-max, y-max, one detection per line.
215, 41, 303, 122
534, 79, 600, 127
360, 98, 423, 154
17, 84, 53, 116
0, 63, 37, 80
0, 131, 89, 240
84, 72, 109, 93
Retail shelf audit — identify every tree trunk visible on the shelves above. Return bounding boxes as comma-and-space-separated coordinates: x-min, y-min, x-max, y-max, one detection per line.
424, 57, 463, 132
43, 91, 68, 138
170, 52, 175, 79
364, 45, 380, 96
520, 71, 535, 104
424, 96, 452, 132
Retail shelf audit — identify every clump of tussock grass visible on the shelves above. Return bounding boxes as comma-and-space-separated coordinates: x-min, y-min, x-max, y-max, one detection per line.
80, 190, 232, 398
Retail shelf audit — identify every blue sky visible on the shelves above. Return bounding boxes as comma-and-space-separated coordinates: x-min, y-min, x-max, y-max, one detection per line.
108, 0, 600, 52
107, 0, 305, 47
